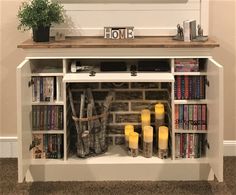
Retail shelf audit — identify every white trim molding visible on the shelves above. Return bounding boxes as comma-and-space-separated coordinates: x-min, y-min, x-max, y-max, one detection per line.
224, 140, 236, 156
0, 137, 235, 158
0, 137, 18, 158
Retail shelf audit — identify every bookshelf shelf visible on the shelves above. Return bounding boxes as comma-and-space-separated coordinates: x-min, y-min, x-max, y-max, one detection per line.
31, 101, 64, 105
17, 41, 223, 183
174, 130, 208, 134
31, 73, 64, 77
174, 72, 207, 76
32, 130, 64, 134
174, 100, 208, 104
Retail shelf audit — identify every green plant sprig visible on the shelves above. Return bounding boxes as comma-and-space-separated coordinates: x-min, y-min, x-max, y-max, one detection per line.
17, 0, 64, 31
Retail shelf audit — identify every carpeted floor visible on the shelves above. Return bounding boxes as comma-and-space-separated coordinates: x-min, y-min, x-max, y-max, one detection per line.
0, 157, 235, 195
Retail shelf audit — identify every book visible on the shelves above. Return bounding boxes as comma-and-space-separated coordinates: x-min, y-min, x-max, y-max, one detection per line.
183, 20, 196, 42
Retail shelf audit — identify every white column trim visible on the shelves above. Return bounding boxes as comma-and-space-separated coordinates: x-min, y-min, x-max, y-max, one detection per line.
0, 137, 235, 158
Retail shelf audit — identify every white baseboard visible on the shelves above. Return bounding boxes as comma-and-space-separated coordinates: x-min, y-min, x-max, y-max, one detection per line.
223, 140, 236, 156
0, 137, 236, 158
0, 137, 18, 158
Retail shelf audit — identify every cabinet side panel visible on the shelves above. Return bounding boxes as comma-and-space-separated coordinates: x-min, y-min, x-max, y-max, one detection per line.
206, 58, 223, 182
17, 60, 32, 183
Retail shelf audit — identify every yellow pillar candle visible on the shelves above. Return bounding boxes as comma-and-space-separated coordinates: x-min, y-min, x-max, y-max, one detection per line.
143, 126, 153, 143
141, 109, 151, 130
129, 132, 139, 149
155, 103, 165, 119
158, 126, 169, 150
124, 125, 134, 141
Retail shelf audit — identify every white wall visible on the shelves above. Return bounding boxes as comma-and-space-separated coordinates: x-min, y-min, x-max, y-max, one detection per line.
52, 0, 205, 36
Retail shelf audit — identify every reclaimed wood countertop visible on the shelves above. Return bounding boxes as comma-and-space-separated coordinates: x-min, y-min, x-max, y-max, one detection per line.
18, 36, 219, 49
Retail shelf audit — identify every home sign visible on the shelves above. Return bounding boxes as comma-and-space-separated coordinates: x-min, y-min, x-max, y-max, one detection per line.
104, 27, 134, 39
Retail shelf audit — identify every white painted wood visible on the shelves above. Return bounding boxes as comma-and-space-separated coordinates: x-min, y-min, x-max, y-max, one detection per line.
31, 101, 64, 106
224, 140, 236, 156
17, 60, 32, 183
206, 58, 223, 182
63, 73, 174, 83
174, 99, 208, 104
24, 48, 213, 59
171, 58, 176, 160
51, 0, 204, 36
31, 73, 64, 77
25, 145, 214, 181
174, 72, 207, 76
0, 137, 18, 158
63, 59, 67, 160
174, 130, 208, 134
31, 131, 64, 134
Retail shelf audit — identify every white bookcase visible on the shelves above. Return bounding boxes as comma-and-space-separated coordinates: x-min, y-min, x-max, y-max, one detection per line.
17, 40, 223, 183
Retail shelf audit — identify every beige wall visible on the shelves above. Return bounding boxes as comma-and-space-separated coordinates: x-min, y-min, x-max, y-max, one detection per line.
209, 0, 236, 140
0, 0, 28, 136
0, 0, 235, 140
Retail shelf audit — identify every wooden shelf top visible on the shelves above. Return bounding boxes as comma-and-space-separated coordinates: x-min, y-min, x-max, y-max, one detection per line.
18, 36, 219, 49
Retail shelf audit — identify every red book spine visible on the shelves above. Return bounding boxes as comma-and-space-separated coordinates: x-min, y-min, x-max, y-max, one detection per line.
177, 76, 181, 100
193, 105, 198, 130
184, 76, 189, 99
202, 105, 207, 130
175, 104, 179, 129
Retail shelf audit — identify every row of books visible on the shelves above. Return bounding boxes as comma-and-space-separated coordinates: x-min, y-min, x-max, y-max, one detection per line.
175, 104, 207, 130
175, 133, 205, 159
174, 76, 206, 100
32, 76, 63, 102
32, 105, 63, 130
175, 58, 199, 72
32, 134, 63, 159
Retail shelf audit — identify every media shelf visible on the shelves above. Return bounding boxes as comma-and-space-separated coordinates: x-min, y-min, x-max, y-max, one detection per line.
17, 37, 223, 182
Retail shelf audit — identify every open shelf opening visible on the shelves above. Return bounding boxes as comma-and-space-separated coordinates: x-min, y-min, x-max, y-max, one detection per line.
66, 82, 172, 159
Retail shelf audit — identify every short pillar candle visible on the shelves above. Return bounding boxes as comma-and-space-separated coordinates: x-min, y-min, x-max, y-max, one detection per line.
158, 126, 169, 150
124, 125, 134, 148
129, 132, 139, 157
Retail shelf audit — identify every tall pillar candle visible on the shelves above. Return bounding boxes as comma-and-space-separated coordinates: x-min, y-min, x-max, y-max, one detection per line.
155, 103, 165, 147
141, 109, 151, 131
129, 132, 139, 157
143, 126, 153, 158
124, 124, 134, 148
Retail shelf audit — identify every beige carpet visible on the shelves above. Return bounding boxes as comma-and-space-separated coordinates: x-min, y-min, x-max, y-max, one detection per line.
0, 157, 235, 195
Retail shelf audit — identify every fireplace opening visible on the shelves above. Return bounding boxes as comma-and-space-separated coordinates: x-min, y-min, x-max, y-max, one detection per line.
67, 82, 172, 159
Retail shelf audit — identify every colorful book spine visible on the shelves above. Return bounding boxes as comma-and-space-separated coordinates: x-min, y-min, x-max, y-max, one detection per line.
193, 105, 198, 130
175, 105, 179, 129
188, 105, 193, 130
202, 105, 207, 130
184, 76, 189, 99
197, 105, 202, 130
183, 105, 189, 129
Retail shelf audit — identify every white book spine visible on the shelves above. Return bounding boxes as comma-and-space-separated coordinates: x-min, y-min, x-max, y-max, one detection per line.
183, 20, 191, 42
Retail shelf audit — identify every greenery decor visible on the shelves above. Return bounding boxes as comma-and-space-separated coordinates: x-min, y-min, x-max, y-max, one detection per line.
17, 0, 64, 42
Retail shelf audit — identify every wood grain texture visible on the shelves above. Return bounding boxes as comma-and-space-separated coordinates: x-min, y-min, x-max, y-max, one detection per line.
17, 36, 219, 49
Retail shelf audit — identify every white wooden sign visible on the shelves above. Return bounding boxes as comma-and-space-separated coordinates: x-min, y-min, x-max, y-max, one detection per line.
104, 27, 134, 39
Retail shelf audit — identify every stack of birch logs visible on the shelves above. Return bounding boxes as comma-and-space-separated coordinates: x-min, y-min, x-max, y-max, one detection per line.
69, 88, 114, 158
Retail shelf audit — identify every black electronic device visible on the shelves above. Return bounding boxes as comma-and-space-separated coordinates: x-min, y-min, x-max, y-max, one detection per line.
100, 61, 127, 72
138, 60, 170, 72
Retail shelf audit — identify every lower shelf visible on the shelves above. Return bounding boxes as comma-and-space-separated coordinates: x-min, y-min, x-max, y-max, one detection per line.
26, 146, 213, 182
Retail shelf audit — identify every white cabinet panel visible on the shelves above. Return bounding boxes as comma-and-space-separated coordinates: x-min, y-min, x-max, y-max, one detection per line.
207, 58, 223, 182
17, 60, 32, 183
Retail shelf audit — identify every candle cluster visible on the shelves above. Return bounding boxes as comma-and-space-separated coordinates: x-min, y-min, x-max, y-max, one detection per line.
124, 103, 169, 158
